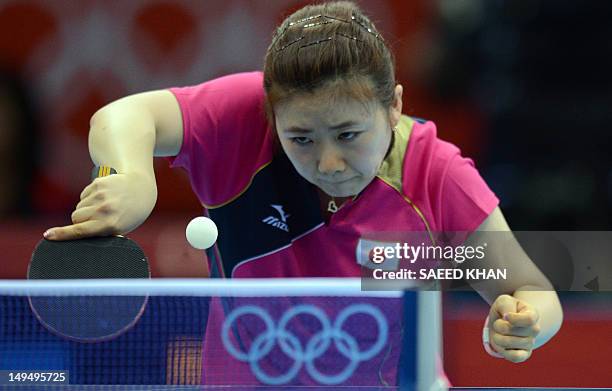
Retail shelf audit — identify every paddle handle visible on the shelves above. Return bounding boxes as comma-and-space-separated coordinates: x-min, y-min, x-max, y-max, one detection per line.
91, 166, 117, 180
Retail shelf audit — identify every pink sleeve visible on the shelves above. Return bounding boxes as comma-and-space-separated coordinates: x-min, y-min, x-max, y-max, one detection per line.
439, 152, 499, 232
405, 121, 498, 232
167, 71, 273, 206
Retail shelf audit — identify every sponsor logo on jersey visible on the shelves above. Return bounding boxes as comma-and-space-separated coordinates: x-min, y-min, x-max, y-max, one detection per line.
262, 204, 290, 232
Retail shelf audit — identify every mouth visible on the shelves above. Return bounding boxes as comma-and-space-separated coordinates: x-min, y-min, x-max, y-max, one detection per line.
319, 177, 354, 185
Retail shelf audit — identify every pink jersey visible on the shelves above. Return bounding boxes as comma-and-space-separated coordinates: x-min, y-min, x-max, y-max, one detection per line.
168, 72, 497, 387
169, 71, 498, 278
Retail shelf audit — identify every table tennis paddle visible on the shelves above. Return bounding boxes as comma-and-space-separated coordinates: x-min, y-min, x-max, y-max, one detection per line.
27, 166, 150, 342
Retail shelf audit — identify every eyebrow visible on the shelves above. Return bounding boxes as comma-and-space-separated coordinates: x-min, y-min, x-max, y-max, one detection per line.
282, 121, 361, 134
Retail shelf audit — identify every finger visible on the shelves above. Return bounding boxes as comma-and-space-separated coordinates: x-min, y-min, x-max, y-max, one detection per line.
79, 180, 98, 201
71, 206, 97, 224
493, 319, 540, 337
78, 177, 116, 209
492, 332, 534, 350
501, 348, 532, 363
487, 329, 506, 356
75, 191, 104, 210
517, 300, 540, 322
490, 294, 517, 321
488, 330, 533, 363
44, 220, 110, 241
505, 310, 539, 327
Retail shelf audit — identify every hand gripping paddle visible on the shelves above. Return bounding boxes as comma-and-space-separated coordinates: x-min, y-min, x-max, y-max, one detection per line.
28, 166, 150, 342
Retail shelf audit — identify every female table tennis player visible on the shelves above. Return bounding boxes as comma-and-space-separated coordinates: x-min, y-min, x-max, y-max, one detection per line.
44, 0, 562, 373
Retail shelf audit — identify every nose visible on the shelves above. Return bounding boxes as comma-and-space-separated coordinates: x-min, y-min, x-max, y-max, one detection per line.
317, 144, 346, 176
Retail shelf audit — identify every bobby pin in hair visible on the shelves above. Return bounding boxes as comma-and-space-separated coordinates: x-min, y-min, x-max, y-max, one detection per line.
272, 13, 383, 50
276, 32, 364, 52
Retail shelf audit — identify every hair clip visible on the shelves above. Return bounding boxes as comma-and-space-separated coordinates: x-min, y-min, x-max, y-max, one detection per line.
299, 33, 364, 50
303, 20, 334, 29
298, 36, 334, 50
275, 32, 366, 52
289, 14, 324, 26
350, 15, 380, 39
275, 36, 305, 52
272, 12, 383, 50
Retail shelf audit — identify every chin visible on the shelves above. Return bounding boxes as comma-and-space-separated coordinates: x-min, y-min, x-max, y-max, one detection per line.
325, 189, 351, 197
320, 181, 364, 197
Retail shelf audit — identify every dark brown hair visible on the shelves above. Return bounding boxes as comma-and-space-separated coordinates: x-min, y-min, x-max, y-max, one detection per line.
263, 1, 396, 130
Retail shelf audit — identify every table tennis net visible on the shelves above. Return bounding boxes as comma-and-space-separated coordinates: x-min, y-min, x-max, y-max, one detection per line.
0, 278, 409, 387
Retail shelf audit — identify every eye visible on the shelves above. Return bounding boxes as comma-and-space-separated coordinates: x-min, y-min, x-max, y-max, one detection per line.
338, 131, 360, 141
291, 137, 312, 145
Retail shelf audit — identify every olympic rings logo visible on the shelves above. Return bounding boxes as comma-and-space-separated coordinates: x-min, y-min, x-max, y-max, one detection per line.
221, 303, 388, 385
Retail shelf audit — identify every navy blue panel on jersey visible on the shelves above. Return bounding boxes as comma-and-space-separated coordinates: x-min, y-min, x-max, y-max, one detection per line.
208, 153, 323, 276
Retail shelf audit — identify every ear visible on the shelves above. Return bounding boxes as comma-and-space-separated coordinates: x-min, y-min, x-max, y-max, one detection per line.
388, 84, 403, 128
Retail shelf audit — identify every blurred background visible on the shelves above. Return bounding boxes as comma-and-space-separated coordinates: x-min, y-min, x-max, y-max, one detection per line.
0, 0, 610, 387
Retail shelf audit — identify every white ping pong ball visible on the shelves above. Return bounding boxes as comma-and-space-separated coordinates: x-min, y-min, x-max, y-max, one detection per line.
186, 217, 218, 250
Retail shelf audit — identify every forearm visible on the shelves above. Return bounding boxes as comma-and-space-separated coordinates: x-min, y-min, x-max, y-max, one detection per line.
512, 285, 563, 349
89, 98, 157, 180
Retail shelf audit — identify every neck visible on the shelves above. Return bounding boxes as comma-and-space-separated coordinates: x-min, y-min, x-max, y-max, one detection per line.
384, 129, 396, 158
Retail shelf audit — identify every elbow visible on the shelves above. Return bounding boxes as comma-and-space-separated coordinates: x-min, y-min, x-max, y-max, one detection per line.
89, 107, 109, 137
90, 105, 112, 129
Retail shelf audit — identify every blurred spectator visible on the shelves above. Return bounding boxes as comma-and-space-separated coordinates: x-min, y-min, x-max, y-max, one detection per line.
0, 69, 40, 219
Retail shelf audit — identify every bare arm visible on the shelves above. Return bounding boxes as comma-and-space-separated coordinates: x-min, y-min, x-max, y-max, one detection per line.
466, 207, 563, 360
89, 89, 183, 175
46, 90, 184, 240
467, 208, 554, 302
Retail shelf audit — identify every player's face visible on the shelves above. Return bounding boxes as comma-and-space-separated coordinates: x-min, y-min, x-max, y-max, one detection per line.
275, 88, 400, 197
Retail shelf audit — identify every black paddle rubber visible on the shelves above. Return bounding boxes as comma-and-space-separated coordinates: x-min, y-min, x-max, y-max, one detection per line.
27, 167, 150, 342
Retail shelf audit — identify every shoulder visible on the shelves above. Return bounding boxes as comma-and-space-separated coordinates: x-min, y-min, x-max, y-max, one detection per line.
167, 72, 273, 206
407, 118, 461, 170
401, 116, 498, 231
170, 71, 264, 97
402, 117, 463, 192
376, 116, 457, 196
168, 71, 268, 136
169, 71, 265, 122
